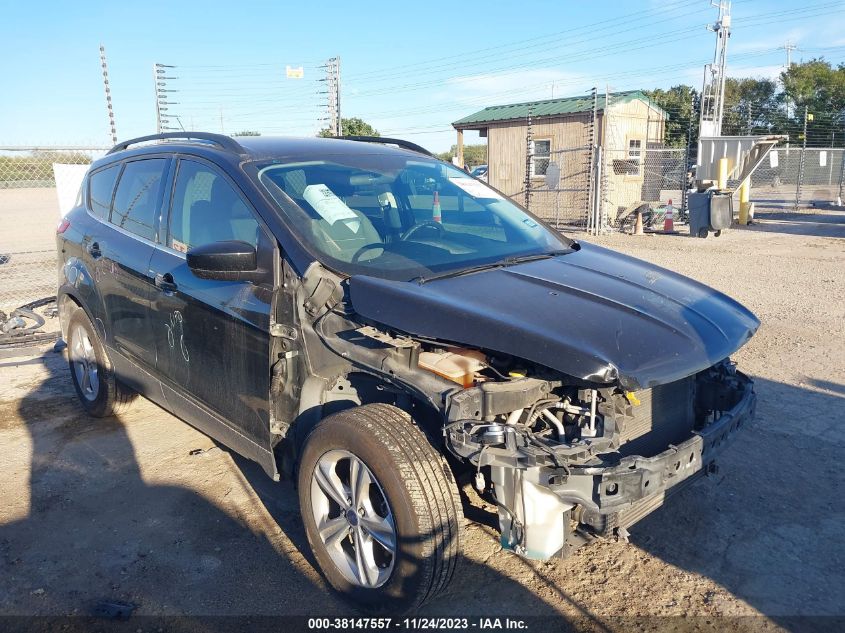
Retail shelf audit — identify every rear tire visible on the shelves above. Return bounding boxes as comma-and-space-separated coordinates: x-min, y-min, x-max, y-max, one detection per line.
67, 307, 136, 417
298, 403, 462, 613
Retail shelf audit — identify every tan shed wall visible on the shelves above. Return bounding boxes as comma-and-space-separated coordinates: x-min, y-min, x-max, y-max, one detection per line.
486, 113, 592, 197
603, 100, 667, 215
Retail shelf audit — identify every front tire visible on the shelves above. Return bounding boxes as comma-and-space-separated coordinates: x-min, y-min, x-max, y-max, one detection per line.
298, 404, 462, 613
67, 307, 135, 417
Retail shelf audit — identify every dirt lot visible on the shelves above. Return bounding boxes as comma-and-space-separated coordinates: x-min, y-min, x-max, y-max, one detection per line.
1, 210, 843, 629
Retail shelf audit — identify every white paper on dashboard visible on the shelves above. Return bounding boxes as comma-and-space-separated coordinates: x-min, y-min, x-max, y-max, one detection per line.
303, 184, 359, 224
449, 177, 502, 199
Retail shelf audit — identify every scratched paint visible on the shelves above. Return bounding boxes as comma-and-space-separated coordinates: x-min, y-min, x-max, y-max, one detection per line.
166, 310, 190, 363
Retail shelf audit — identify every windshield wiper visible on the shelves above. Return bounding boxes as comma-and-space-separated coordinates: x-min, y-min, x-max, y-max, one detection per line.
413, 249, 571, 284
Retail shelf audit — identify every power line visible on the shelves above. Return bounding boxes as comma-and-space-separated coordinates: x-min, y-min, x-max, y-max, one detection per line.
356, 45, 828, 124
346, 0, 707, 84
344, 3, 844, 102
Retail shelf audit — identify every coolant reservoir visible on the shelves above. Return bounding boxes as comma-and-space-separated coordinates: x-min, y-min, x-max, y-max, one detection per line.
418, 349, 486, 388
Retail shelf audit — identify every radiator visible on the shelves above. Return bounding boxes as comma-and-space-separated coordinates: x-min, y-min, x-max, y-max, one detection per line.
618, 376, 695, 458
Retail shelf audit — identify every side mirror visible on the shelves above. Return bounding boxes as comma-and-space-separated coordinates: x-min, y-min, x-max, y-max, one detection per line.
186, 240, 259, 281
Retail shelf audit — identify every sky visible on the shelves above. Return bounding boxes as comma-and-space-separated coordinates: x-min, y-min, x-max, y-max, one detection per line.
2, 0, 845, 152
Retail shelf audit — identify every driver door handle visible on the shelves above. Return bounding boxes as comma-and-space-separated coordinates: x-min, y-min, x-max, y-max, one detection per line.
154, 272, 178, 293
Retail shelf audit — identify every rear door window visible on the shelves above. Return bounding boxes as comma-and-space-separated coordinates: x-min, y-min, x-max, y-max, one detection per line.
167, 159, 260, 252
111, 159, 167, 241
88, 164, 121, 220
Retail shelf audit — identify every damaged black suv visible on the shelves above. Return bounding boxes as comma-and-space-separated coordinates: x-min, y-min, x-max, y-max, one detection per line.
57, 132, 758, 611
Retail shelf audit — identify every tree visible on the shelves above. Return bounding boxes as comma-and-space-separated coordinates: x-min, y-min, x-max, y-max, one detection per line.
782, 59, 845, 115
721, 77, 781, 136
318, 117, 379, 137
639, 60, 845, 149
781, 59, 845, 144
436, 144, 487, 166
643, 85, 699, 147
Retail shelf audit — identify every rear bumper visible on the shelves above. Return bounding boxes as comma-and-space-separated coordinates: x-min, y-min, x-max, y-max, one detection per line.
570, 373, 756, 533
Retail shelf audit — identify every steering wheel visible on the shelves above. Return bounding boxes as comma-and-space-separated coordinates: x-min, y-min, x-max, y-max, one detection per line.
351, 242, 387, 264
401, 221, 445, 241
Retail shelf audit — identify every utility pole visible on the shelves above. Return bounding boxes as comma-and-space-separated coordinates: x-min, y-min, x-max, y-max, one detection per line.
154, 63, 178, 133
782, 41, 797, 68
99, 45, 117, 144
336, 57, 342, 137
699, 1, 731, 138
781, 42, 798, 118
320, 57, 342, 136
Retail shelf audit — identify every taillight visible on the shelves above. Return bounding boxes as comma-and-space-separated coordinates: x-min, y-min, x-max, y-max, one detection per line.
56, 218, 71, 234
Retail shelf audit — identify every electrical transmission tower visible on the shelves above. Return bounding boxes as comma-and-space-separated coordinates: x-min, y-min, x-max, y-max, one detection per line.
699, 1, 731, 138
99, 45, 117, 144
153, 63, 179, 133
320, 57, 342, 136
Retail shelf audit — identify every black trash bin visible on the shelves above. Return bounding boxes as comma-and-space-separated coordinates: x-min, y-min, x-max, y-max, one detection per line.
688, 191, 733, 238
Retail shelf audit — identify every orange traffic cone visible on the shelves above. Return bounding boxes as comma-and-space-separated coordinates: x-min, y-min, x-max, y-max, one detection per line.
432, 190, 442, 223
663, 199, 674, 232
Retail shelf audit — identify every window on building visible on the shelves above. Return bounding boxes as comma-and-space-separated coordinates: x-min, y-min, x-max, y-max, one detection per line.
628, 139, 643, 174
111, 159, 167, 241
168, 160, 260, 253
531, 139, 551, 177
88, 164, 121, 220
613, 139, 644, 176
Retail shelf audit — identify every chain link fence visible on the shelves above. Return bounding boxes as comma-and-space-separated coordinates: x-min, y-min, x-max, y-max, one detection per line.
526, 147, 594, 229
600, 147, 689, 231
750, 147, 845, 211
0, 147, 106, 314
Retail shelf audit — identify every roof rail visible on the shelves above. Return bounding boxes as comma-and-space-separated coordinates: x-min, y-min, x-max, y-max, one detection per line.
339, 136, 435, 158
108, 132, 245, 155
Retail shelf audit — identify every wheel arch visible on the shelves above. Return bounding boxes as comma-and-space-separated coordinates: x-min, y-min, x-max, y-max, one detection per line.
279, 370, 443, 478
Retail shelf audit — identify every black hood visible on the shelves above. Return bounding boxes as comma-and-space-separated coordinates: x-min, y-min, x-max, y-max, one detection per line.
348, 242, 759, 391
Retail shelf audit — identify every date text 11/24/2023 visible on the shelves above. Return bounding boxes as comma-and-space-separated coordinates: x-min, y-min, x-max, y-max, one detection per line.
307, 617, 529, 630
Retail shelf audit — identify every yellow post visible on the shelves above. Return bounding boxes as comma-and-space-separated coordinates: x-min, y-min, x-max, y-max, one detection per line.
738, 177, 751, 225
717, 157, 729, 190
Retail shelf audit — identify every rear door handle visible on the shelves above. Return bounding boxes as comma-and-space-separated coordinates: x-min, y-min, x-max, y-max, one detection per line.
154, 272, 178, 293
87, 241, 102, 259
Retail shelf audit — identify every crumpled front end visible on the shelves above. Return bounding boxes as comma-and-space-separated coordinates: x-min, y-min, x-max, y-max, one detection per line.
444, 361, 755, 559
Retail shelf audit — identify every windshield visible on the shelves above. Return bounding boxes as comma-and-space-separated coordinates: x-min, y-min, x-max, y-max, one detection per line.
254, 152, 573, 281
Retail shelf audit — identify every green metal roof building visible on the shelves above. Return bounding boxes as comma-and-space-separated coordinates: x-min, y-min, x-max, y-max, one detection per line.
452, 90, 662, 128
450, 90, 669, 226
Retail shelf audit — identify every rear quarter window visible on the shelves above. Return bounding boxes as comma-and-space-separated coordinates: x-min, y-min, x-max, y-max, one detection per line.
110, 159, 167, 241
87, 164, 121, 220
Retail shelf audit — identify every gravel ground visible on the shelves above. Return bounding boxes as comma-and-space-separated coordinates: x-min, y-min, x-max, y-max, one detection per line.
0, 210, 843, 631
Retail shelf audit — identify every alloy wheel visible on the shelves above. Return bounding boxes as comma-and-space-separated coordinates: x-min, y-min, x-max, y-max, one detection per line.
309, 449, 397, 588
70, 325, 99, 401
